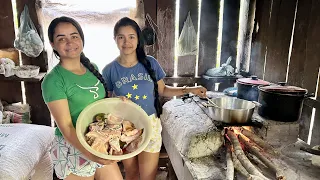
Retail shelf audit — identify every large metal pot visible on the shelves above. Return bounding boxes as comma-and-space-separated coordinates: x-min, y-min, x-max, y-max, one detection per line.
258, 83, 310, 122
207, 97, 256, 124
237, 76, 270, 101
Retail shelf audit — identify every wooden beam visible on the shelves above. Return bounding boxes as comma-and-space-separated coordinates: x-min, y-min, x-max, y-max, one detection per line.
0, 72, 46, 82
249, 0, 272, 79
15, 0, 51, 126
238, 0, 256, 72
164, 77, 202, 85
311, 67, 320, 145
304, 98, 320, 110
287, 0, 312, 89
264, 0, 297, 83
221, 0, 240, 68
198, 0, 219, 76
157, 0, 175, 77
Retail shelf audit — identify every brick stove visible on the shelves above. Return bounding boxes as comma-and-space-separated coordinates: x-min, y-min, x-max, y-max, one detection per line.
160, 91, 320, 180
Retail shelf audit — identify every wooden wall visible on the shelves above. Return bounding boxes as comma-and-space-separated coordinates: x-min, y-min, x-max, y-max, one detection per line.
250, 0, 320, 145
0, 0, 23, 104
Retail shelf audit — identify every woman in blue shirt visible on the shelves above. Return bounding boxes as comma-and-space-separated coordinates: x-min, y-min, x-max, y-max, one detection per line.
102, 17, 207, 180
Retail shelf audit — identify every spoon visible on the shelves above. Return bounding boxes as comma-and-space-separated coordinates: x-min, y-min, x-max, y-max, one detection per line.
206, 97, 219, 108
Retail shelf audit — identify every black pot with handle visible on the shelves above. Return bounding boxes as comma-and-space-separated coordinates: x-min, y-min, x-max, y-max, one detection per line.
237, 76, 270, 101
258, 83, 312, 122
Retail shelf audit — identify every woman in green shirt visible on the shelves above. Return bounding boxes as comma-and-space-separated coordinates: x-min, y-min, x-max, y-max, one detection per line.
41, 16, 122, 180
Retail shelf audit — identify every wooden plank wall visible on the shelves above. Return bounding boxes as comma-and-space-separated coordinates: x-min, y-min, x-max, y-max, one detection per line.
157, 0, 175, 77
263, 0, 297, 83
0, 0, 23, 104
250, 0, 320, 145
15, 0, 51, 126
198, 0, 219, 76
249, 0, 272, 79
221, 0, 240, 68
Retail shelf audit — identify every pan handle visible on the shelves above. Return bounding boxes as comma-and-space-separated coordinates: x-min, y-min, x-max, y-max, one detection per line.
252, 101, 262, 107
304, 93, 315, 98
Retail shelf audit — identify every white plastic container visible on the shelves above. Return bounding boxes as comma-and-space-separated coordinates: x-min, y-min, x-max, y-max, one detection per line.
76, 98, 152, 161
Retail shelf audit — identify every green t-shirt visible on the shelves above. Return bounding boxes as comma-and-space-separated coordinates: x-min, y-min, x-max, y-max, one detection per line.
41, 64, 105, 136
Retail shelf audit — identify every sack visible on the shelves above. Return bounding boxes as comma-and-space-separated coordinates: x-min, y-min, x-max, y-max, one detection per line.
30, 152, 53, 180
4, 103, 31, 124
0, 124, 54, 180
14, 5, 43, 57
205, 56, 235, 77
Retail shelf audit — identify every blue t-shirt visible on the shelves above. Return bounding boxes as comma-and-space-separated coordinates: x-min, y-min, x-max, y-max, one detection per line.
102, 56, 166, 115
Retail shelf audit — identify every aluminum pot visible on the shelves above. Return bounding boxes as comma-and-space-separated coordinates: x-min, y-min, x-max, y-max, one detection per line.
237, 76, 270, 101
258, 83, 310, 122
207, 97, 256, 124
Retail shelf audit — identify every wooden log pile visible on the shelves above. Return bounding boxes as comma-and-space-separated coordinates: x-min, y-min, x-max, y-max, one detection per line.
225, 127, 286, 180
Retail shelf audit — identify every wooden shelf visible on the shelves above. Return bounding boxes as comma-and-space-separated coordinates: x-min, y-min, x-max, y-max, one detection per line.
0, 72, 46, 82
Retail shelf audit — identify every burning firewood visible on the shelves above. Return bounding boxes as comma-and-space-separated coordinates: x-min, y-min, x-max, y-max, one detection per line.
231, 148, 250, 178
226, 144, 234, 180
226, 130, 269, 180
247, 153, 274, 178
239, 127, 277, 156
238, 134, 285, 180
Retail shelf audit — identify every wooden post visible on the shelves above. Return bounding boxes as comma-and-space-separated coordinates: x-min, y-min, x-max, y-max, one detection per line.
198, 0, 219, 76
157, 0, 175, 77
143, 0, 158, 58
221, 0, 240, 68
249, 0, 272, 79
16, 0, 51, 126
263, 0, 297, 83
238, 0, 256, 73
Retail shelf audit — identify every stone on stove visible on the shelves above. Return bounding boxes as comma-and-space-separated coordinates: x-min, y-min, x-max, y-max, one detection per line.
161, 99, 223, 159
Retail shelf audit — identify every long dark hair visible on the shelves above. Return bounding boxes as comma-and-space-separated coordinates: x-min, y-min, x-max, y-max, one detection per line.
114, 17, 161, 117
48, 16, 108, 98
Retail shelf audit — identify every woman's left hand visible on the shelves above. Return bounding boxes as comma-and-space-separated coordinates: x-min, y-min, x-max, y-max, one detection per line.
189, 86, 207, 98
118, 96, 130, 102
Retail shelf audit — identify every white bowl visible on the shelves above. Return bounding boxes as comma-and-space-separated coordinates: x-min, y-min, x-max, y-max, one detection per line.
76, 98, 152, 161
13, 65, 39, 78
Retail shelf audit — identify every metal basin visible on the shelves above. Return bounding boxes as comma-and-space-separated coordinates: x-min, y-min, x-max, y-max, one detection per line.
207, 97, 255, 124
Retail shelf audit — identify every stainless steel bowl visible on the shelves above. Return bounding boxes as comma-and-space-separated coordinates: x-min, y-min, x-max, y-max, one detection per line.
207, 97, 255, 124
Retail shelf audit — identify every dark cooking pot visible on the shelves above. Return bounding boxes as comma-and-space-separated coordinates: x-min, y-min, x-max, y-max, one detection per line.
258, 83, 311, 122
237, 76, 270, 101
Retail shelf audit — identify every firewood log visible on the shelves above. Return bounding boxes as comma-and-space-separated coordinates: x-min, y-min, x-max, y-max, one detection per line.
247, 153, 274, 179
226, 144, 234, 180
231, 149, 250, 178
239, 134, 285, 180
227, 130, 269, 180
240, 127, 277, 156
248, 175, 269, 180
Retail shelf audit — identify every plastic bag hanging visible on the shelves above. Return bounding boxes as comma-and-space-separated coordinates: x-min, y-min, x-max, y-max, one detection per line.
177, 12, 198, 56
14, 5, 44, 58
205, 56, 235, 77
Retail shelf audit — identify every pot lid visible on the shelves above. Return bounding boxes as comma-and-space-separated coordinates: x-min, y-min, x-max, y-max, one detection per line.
237, 76, 270, 86
259, 84, 307, 93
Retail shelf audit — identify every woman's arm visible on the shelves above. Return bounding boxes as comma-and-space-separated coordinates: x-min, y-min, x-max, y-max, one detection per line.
47, 99, 115, 165
157, 79, 207, 97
